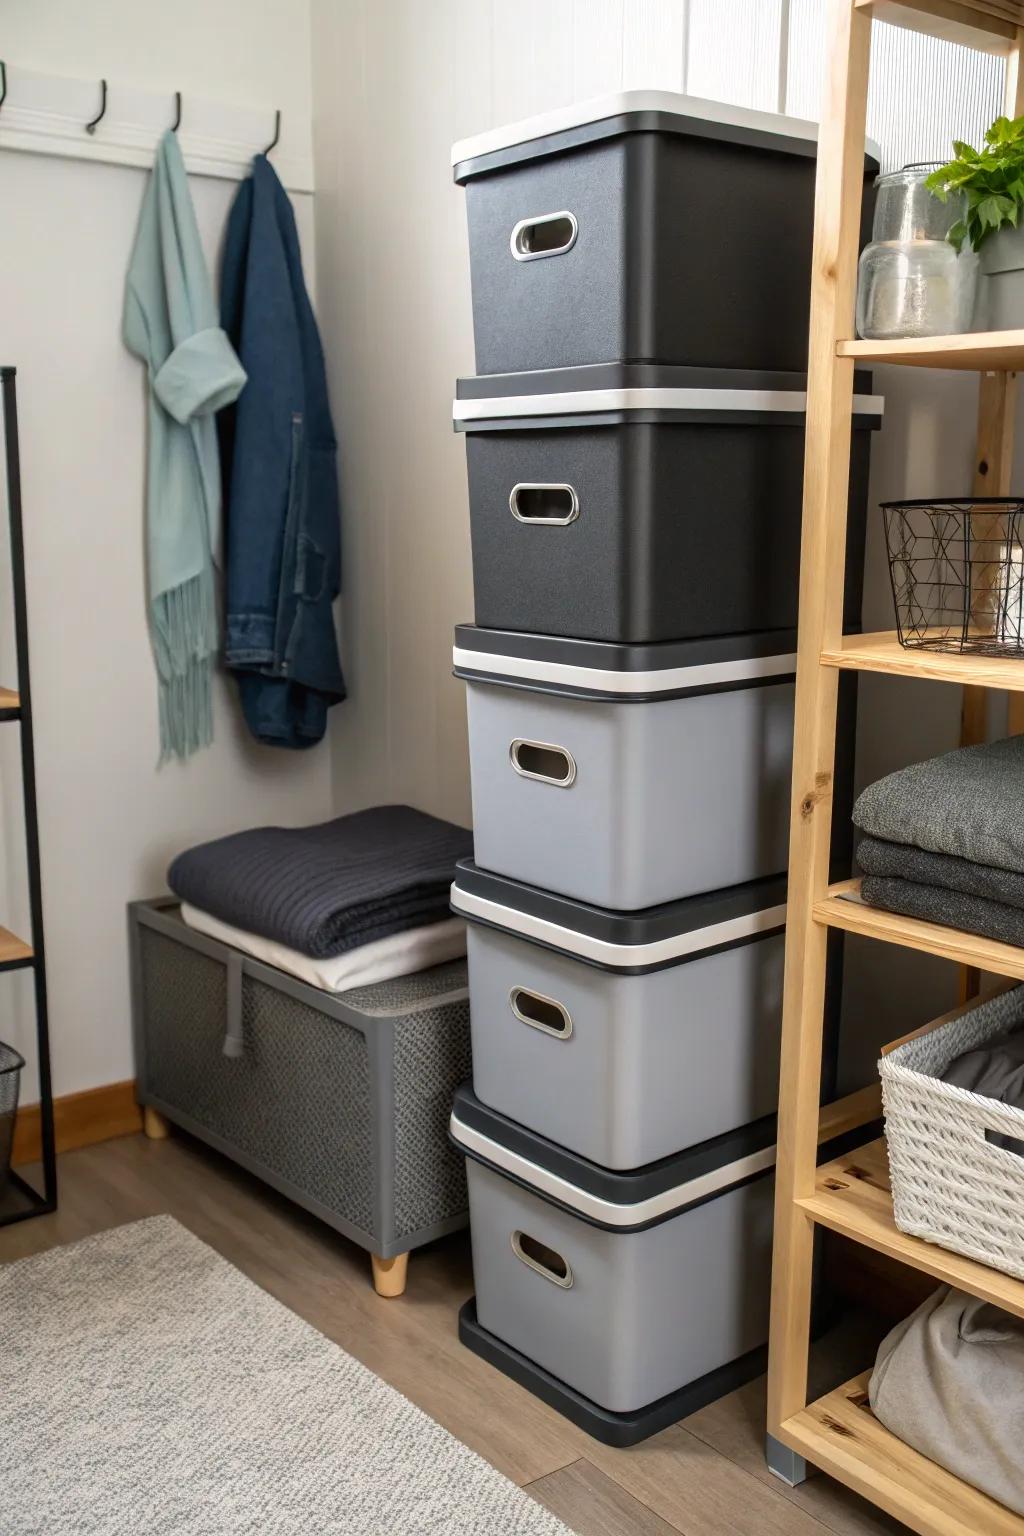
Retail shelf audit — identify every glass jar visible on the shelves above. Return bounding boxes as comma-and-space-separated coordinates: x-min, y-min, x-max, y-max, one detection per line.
856, 164, 978, 339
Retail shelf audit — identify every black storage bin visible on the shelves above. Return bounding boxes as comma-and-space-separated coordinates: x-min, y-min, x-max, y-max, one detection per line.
455, 365, 883, 643
453, 92, 878, 375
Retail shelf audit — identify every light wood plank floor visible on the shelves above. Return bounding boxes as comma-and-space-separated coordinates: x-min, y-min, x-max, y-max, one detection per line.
1, 1132, 905, 1535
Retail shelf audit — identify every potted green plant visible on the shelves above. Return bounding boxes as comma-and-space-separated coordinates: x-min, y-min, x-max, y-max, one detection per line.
927, 114, 1024, 329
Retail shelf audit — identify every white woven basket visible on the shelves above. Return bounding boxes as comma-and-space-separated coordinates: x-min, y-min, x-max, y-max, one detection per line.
881, 985, 1024, 1281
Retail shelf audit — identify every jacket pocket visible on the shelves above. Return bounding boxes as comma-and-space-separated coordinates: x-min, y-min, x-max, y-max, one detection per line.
294, 445, 338, 604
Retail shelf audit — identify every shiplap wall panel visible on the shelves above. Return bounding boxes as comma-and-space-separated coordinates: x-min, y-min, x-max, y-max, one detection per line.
571, 0, 625, 98
492, 0, 575, 124
621, 0, 687, 91
686, 0, 785, 110
787, 3, 1004, 168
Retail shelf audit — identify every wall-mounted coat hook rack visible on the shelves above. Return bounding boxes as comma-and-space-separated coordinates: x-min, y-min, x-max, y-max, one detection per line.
0, 62, 7, 114
85, 78, 107, 134
264, 109, 281, 155
172, 91, 182, 132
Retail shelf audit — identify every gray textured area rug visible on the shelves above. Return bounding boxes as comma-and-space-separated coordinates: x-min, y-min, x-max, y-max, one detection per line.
1, 1216, 572, 1536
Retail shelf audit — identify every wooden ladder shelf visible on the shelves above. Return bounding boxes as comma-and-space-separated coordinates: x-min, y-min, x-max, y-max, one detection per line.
766, 2, 1024, 1533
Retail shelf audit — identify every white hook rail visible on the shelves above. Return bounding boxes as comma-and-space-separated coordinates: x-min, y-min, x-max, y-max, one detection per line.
0, 64, 313, 193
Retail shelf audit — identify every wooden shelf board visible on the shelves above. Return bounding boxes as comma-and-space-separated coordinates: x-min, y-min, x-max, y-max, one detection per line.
780, 1371, 1024, 1536
797, 1136, 1024, 1317
854, 0, 1023, 54
814, 878, 1024, 981
0, 926, 33, 968
0, 687, 20, 713
820, 631, 1024, 689
838, 331, 1024, 370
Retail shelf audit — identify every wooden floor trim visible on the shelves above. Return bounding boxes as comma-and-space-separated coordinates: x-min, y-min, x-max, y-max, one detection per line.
12, 1079, 142, 1165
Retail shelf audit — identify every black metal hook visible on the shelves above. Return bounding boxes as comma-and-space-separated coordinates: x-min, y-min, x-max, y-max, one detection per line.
85, 77, 107, 134
0, 62, 7, 114
263, 109, 281, 155
172, 90, 182, 132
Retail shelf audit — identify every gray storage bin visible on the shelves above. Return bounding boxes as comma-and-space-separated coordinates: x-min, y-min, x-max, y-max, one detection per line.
453, 91, 877, 374
451, 1085, 775, 1424
455, 366, 882, 643
452, 861, 787, 1168
454, 625, 796, 909
130, 899, 471, 1260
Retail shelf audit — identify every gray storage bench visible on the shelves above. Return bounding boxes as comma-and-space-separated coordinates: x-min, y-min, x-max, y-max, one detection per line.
129, 898, 471, 1296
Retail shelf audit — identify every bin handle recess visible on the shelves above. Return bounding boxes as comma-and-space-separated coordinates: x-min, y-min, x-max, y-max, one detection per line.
511, 1230, 574, 1288
509, 985, 573, 1039
510, 483, 580, 525
510, 210, 578, 261
509, 738, 577, 788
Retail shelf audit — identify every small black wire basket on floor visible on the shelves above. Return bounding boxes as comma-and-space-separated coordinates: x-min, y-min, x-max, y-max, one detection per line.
884, 497, 1024, 657
0, 1040, 24, 1186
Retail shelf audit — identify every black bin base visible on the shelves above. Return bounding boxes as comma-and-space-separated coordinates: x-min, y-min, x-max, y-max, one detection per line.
458, 1297, 767, 1448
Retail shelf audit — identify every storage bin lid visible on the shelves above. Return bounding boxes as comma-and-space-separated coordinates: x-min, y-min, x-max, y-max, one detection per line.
454, 362, 884, 430
449, 1082, 777, 1231
452, 90, 881, 183
451, 860, 786, 974
453, 623, 798, 703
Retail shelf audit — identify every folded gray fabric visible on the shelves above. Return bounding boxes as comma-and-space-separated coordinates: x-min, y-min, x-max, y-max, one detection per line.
943, 1028, 1024, 1102
942, 1027, 1024, 1153
168, 806, 473, 959
870, 1285, 1024, 1517
853, 733, 1024, 874
858, 834, 1024, 911
860, 874, 1024, 948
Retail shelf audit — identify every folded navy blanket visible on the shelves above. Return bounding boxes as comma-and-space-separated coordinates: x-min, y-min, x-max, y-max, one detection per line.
858, 835, 1024, 911
168, 805, 473, 959
853, 734, 1024, 874
860, 875, 1024, 948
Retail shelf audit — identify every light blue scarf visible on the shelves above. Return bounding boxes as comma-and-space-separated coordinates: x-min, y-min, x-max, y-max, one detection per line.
123, 131, 246, 761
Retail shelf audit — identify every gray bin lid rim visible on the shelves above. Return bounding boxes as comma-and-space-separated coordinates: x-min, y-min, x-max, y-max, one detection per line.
451, 90, 882, 176
451, 859, 787, 972
450, 1083, 778, 1230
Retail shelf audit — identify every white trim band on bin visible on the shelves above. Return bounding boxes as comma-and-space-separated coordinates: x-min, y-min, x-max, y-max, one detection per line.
450, 1112, 778, 1227
451, 90, 824, 165
449, 885, 788, 968
452, 387, 884, 424
452, 645, 798, 697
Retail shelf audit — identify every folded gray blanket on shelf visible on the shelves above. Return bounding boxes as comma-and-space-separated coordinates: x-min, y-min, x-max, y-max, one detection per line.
859, 874, 1024, 948
858, 834, 1024, 910
853, 732, 1024, 873
168, 805, 473, 959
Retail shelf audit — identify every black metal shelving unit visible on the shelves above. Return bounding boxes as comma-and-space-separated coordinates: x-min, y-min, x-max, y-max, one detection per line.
0, 367, 55, 1225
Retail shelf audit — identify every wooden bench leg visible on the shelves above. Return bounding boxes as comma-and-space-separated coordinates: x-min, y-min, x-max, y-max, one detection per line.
143, 1106, 171, 1141
371, 1252, 409, 1298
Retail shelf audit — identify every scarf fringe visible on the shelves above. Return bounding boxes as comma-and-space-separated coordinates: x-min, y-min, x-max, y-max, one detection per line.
152, 570, 217, 764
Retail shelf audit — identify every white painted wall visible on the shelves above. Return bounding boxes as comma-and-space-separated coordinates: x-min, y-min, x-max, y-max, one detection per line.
0, 1, 329, 1102
311, 0, 1013, 1076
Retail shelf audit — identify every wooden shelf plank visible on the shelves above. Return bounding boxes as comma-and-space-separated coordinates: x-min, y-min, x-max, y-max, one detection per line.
781, 1371, 1024, 1536
838, 330, 1024, 370
798, 1137, 1024, 1317
820, 631, 1024, 689
0, 687, 20, 715
0, 926, 33, 968
854, 0, 1022, 54
814, 878, 1024, 980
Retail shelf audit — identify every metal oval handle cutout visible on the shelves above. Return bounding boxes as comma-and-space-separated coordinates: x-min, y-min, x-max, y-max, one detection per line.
509, 483, 579, 525
511, 1230, 574, 1288
510, 210, 578, 262
509, 986, 573, 1040
509, 739, 577, 788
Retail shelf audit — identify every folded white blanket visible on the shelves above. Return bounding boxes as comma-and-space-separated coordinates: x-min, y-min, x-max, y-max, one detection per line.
180, 903, 466, 993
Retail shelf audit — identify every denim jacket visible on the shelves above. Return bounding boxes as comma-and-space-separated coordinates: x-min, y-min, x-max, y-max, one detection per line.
219, 154, 345, 747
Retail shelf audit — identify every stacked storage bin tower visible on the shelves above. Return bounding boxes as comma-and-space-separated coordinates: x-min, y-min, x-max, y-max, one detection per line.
448, 93, 882, 1447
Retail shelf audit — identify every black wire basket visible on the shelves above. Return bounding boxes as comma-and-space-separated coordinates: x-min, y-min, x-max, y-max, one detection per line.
0, 1040, 24, 1186
884, 498, 1024, 657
